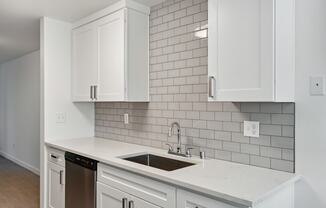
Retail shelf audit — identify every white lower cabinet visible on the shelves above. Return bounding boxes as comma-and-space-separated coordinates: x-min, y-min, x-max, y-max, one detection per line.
48, 162, 65, 208
96, 163, 294, 208
47, 148, 65, 208
97, 182, 160, 208
177, 189, 238, 208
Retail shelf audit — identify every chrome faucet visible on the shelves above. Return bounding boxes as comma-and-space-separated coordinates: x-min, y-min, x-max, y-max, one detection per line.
168, 122, 182, 153
167, 122, 193, 157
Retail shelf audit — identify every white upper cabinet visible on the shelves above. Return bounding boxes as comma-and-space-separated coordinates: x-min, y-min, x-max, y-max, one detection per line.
97, 10, 125, 101
72, 22, 98, 102
72, 0, 149, 102
208, 0, 295, 102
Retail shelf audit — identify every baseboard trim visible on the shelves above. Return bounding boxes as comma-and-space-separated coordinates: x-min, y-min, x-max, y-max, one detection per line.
0, 151, 40, 175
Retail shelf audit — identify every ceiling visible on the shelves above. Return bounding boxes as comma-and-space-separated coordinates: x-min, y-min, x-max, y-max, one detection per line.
0, 0, 164, 64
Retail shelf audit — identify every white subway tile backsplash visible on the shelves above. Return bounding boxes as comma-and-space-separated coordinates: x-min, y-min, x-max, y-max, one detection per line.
250, 155, 271, 168
232, 132, 250, 144
250, 113, 271, 124
250, 135, 271, 146
261, 103, 282, 113
95, 0, 295, 173
223, 141, 240, 152
260, 124, 282, 136
271, 159, 294, 172
222, 122, 241, 132
260, 146, 282, 159
282, 126, 294, 137
232, 152, 250, 165
215, 150, 232, 161
241, 144, 260, 155
271, 136, 294, 149
241, 103, 260, 113
271, 114, 295, 125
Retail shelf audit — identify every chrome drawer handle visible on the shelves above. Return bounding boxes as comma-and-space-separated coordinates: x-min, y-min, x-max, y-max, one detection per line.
122, 198, 128, 208
50, 154, 58, 159
129, 200, 134, 208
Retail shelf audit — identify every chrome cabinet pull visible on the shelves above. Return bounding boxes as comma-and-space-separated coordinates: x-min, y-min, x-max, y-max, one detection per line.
122, 198, 128, 208
128, 200, 134, 208
208, 76, 216, 98
94, 85, 98, 100
50, 154, 57, 159
59, 170, 63, 185
90, 86, 93, 100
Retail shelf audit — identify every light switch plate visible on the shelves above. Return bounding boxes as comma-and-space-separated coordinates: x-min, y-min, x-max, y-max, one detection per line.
310, 76, 325, 96
244, 121, 260, 138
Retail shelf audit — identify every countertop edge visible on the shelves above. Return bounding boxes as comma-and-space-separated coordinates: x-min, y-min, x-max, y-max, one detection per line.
252, 175, 301, 206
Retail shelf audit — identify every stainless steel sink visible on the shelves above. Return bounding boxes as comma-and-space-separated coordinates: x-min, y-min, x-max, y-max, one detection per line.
122, 154, 195, 171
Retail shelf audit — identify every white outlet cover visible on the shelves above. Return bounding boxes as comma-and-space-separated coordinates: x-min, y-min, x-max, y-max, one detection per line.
56, 112, 66, 123
124, 113, 129, 124
310, 76, 325, 96
244, 121, 260, 138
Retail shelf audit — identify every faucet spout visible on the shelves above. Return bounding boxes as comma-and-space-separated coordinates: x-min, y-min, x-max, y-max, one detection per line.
169, 122, 181, 153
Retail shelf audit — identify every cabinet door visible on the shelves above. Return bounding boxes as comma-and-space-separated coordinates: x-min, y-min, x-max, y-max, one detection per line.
177, 189, 239, 208
72, 22, 97, 102
48, 162, 65, 208
208, 0, 274, 102
97, 182, 128, 208
96, 9, 126, 101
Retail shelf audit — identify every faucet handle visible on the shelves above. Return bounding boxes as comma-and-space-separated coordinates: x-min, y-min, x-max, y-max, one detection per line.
186, 147, 194, 157
200, 151, 206, 159
165, 143, 174, 152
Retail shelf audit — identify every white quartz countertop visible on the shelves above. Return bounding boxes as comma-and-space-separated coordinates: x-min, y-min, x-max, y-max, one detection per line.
46, 137, 300, 207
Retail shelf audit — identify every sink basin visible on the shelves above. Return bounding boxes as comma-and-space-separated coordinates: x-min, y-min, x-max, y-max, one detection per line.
122, 154, 195, 171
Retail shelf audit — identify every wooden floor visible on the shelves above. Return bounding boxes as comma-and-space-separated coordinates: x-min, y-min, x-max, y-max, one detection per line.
0, 156, 39, 208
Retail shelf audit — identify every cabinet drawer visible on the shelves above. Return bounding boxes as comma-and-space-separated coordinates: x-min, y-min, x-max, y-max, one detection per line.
48, 147, 65, 167
97, 163, 176, 208
177, 189, 239, 208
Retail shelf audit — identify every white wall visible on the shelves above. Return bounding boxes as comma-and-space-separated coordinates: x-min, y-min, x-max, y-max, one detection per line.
41, 17, 94, 142
40, 17, 95, 207
0, 51, 40, 174
295, 0, 326, 207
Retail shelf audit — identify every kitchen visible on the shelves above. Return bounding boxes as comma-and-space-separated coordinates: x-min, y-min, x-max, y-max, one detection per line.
0, 0, 325, 207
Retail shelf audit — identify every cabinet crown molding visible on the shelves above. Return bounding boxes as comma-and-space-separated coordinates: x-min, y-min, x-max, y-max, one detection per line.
73, 0, 150, 29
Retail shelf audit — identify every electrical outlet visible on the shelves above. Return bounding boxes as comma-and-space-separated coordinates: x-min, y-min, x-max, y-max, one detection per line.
124, 113, 129, 124
244, 121, 260, 138
56, 112, 66, 123
310, 76, 325, 96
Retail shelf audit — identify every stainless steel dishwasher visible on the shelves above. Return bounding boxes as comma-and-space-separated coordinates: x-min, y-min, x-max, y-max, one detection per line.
65, 152, 98, 208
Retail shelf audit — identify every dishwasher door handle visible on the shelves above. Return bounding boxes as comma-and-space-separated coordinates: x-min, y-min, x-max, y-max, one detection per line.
122, 198, 128, 208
